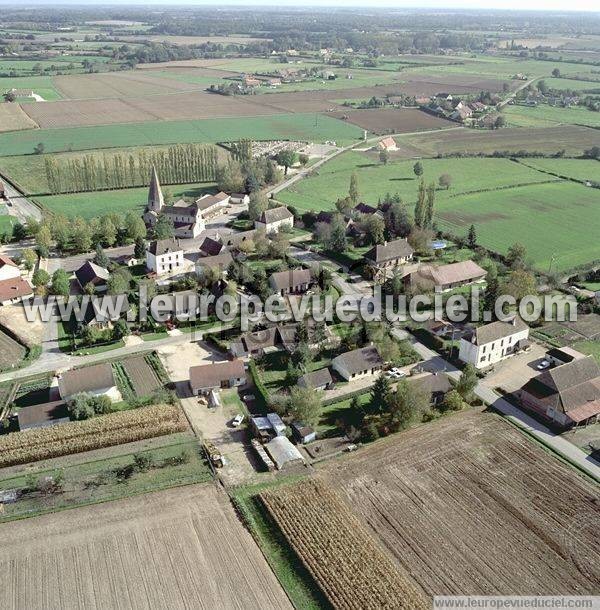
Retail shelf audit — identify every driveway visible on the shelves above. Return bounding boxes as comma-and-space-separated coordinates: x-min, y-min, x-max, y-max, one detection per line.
480, 343, 547, 393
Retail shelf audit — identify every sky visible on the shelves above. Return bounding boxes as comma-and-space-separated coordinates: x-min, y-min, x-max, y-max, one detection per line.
3, 0, 599, 10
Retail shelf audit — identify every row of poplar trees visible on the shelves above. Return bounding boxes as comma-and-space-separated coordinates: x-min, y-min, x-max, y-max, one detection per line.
43, 143, 219, 194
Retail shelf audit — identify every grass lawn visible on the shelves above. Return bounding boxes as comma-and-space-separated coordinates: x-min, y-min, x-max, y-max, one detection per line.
0, 75, 63, 100
0, 436, 211, 522
35, 182, 216, 219
573, 340, 600, 364
0, 214, 14, 235
0, 113, 364, 157
230, 478, 329, 610
502, 104, 600, 128
542, 77, 600, 92
278, 151, 600, 271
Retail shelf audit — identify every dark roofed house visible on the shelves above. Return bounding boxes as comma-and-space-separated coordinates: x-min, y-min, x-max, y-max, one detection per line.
255, 206, 294, 233
365, 239, 414, 282
408, 373, 452, 406
521, 356, 600, 428
269, 268, 313, 296
354, 202, 379, 216
75, 261, 109, 293
189, 359, 246, 395
407, 260, 487, 292
84, 295, 131, 328
199, 236, 225, 257
224, 229, 257, 249
0, 277, 33, 305
58, 363, 121, 402
332, 345, 384, 381
195, 251, 233, 279
297, 367, 333, 391
17, 401, 70, 431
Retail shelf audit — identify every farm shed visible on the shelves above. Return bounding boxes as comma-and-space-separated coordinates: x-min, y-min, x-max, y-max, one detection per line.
265, 436, 305, 470
291, 422, 316, 444
250, 413, 287, 441
546, 346, 586, 367
57, 363, 122, 403
230, 193, 250, 205
189, 359, 246, 395
17, 401, 70, 431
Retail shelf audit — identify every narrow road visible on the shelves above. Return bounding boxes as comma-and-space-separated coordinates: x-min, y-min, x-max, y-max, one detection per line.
0, 174, 43, 223
395, 329, 600, 483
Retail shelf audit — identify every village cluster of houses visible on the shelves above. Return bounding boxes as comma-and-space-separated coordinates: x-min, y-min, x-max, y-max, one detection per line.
419, 93, 497, 124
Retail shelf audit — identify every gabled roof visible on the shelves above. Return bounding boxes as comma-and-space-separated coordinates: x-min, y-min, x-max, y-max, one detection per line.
298, 367, 333, 389
522, 356, 600, 421
224, 229, 257, 248
333, 345, 384, 375
58, 363, 116, 398
365, 239, 414, 264
0, 277, 33, 302
196, 251, 233, 271
419, 260, 487, 287
148, 238, 182, 256
17, 401, 69, 430
75, 261, 109, 287
354, 202, 378, 215
199, 236, 225, 257
259, 206, 293, 225
269, 268, 312, 291
0, 255, 18, 270
196, 192, 229, 212
468, 317, 529, 346
189, 359, 245, 390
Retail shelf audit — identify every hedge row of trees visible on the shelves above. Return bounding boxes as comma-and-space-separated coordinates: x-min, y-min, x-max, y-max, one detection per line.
43, 143, 219, 194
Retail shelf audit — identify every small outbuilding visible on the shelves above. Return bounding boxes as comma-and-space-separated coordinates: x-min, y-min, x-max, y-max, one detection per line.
291, 422, 317, 444
265, 436, 305, 470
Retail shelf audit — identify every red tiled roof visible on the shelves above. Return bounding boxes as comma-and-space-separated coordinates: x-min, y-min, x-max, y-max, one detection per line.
0, 277, 33, 302
0, 255, 18, 269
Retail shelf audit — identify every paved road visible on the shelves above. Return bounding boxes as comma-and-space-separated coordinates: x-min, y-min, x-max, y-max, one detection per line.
0, 175, 43, 223
396, 329, 600, 483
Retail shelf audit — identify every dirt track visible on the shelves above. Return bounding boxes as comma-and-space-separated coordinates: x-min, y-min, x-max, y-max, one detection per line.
0, 484, 293, 610
320, 409, 600, 597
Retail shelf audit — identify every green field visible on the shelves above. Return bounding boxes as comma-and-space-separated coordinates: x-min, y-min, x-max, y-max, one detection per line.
278, 153, 556, 211
0, 214, 14, 235
0, 75, 62, 101
518, 158, 600, 182
0, 113, 364, 157
277, 151, 600, 271
543, 77, 600, 92
503, 104, 600, 128
35, 182, 216, 219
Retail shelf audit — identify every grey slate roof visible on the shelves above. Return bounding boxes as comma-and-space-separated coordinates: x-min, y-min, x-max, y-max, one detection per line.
298, 367, 333, 389
333, 345, 384, 375
269, 268, 311, 291
148, 238, 181, 256
75, 261, 109, 287
259, 206, 293, 225
365, 239, 414, 264
58, 363, 116, 398
473, 317, 529, 346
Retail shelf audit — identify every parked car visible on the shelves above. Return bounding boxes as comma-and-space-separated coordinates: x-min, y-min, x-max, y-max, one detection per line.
242, 394, 256, 402
232, 414, 245, 427
537, 359, 551, 370
390, 368, 407, 378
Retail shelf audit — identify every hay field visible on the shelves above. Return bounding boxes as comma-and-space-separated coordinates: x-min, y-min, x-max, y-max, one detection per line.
0, 330, 26, 370
0, 103, 38, 132
333, 107, 453, 134
320, 409, 600, 597
0, 484, 293, 610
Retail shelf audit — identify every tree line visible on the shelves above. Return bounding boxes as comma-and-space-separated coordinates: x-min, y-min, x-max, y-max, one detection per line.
43, 144, 219, 195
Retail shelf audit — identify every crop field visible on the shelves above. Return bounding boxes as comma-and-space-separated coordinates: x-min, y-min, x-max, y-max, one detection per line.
0, 484, 293, 610
0, 330, 26, 370
399, 125, 600, 157
278, 152, 600, 270
0, 403, 188, 467
320, 409, 600, 597
122, 356, 162, 397
0, 113, 363, 157
260, 479, 428, 610
503, 104, 600, 128
52, 71, 203, 99
399, 70, 513, 93
0, 103, 38, 132
35, 182, 216, 219
332, 107, 454, 134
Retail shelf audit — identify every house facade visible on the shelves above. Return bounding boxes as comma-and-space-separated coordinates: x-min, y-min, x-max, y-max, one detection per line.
268, 268, 312, 296
458, 318, 530, 369
189, 359, 246, 395
162, 200, 206, 238
146, 239, 185, 275
196, 192, 230, 218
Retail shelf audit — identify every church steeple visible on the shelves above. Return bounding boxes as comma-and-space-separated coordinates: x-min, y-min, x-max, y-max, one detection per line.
147, 166, 164, 213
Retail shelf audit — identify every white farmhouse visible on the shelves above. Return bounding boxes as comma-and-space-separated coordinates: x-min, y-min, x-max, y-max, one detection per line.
146, 238, 185, 275
459, 317, 530, 369
255, 206, 294, 233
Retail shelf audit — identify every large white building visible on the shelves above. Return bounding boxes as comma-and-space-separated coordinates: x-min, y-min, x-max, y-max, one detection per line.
459, 317, 530, 369
146, 238, 185, 275
254, 206, 294, 233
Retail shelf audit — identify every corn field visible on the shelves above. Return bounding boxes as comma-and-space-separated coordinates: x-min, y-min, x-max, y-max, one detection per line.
0, 404, 187, 467
259, 479, 428, 610
43, 143, 219, 194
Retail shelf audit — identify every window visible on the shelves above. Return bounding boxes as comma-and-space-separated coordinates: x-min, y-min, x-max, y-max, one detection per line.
482, 345, 486, 354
